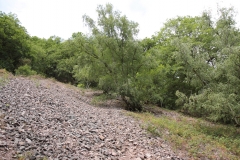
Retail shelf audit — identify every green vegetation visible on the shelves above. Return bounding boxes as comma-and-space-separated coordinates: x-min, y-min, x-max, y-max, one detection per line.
126, 109, 240, 159
91, 93, 115, 106
1, 4, 240, 126
1, 4, 240, 158
17, 151, 48, 160
73, 4, 146, 110
0, 12, 30, 73
0, 69, 11, 87
15, 64, 37, 76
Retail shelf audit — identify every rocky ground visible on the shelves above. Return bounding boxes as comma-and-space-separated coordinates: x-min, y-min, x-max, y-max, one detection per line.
0, 76, 188, 160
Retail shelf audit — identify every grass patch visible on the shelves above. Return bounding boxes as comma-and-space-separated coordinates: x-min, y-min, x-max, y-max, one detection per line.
30, 77, 41, 88
125, 108, 240, 159
17, 151, 48, 160
0, 69, 11, 87
91, 93, 115, 106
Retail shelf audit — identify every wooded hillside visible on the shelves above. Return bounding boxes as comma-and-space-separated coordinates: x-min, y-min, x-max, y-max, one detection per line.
1, 4, 240, 125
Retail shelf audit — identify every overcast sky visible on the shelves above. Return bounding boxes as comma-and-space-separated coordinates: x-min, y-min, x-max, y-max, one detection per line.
0, 0, 239, 40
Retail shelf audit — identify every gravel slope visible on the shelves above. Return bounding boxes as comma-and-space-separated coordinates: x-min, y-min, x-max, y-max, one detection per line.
0, 77, 186, 160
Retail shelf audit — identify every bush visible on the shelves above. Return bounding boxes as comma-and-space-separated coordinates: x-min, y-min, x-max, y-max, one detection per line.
15, 65, 37, 76
176, 89, 240, 125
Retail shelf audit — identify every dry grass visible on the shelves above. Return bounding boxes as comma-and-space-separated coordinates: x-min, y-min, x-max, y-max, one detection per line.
125, 105, 240, 160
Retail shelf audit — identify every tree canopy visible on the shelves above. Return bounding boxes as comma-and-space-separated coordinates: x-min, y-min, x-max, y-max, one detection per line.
0, 12, 29, 72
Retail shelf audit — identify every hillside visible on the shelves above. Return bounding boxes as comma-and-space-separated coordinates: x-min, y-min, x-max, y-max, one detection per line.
0, 76, 186, 160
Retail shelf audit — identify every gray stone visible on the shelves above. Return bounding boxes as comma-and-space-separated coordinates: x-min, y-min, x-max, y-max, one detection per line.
0, 77, 186, 160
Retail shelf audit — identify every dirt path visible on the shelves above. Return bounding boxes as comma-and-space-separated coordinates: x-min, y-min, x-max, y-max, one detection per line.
0, 77, 186, 160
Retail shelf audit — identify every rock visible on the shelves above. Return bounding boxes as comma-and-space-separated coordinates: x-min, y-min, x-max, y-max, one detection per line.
26, 138, 32, 144
84, 145, 91, 151
99, 135, 105, 141
20, 146, 25, 150
111, 149, 117, 156
24, 94, 31, 97
144, 153, 151, 158
94, 156, 100, 160
29, 156, 36, 160
21, 111, 26, 116
0, 141, 7, 146
133, 142, 138, 146
0, 77, 186, 160
18, 141, 25, 146
17, 127, 25, 133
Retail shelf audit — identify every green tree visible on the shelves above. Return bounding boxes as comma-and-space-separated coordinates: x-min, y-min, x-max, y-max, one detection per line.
28, 36, 48, 74
175, 8, 240, 125
0, 12, 30, 72
145, 14, 214, 109
29, 36, 64, 79
74, 4, 145, 110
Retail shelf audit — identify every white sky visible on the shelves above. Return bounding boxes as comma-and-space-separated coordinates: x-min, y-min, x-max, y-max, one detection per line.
0, 0, 239, 40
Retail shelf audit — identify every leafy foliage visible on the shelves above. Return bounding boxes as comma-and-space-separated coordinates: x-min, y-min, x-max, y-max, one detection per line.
174, 8, 240, 125
74, 4, 146, 110
15, 64, 37, 76
0, 12, 30, 72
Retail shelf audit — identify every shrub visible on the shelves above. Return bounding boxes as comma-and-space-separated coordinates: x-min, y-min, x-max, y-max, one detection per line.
15, 65, 37, 76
